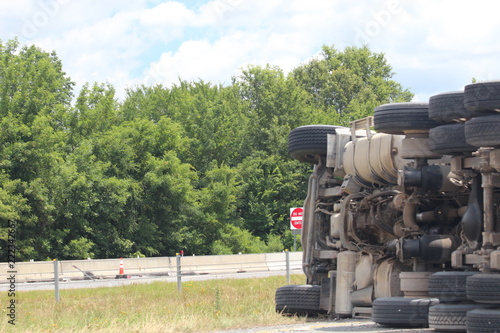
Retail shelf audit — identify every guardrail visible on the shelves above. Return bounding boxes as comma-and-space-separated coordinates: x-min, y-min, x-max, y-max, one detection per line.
1, 252, 303, 284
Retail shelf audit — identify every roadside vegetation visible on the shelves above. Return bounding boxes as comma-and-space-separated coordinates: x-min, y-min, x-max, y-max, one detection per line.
0, 38, 413, 260
1, 275, 306, 332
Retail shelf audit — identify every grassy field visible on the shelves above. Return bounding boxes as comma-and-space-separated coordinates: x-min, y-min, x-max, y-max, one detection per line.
1, 274, 308, 332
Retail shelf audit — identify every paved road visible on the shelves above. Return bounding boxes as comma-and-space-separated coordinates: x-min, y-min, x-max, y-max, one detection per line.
0, 270, 294, 291
218, 319, 433, 333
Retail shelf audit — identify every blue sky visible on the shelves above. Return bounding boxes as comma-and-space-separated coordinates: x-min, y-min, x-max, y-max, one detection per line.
1, 0, 500, 102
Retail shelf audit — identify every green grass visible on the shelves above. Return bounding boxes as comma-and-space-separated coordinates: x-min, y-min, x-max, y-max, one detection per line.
1, 275, 307, 332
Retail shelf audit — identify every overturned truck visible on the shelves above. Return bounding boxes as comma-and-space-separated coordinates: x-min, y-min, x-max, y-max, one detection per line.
276, 81, 500, 332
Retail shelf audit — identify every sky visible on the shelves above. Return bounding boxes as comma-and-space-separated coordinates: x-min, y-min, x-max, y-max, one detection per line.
1, 0, 500, 103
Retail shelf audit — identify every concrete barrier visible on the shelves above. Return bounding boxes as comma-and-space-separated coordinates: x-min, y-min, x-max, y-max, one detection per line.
266, 252, 301, 271
8, 261, 54, 282
0, 252, 303, 283
59, 257, 177, 279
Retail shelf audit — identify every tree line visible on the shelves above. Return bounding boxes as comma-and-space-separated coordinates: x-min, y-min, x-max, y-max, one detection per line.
0, 38, 413, 261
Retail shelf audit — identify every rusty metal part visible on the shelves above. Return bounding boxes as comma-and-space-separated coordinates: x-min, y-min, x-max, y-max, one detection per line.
302, 160, 323, 284
339, 193, 366, 251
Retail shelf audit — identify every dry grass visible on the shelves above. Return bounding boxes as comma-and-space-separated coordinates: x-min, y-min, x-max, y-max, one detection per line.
1, 274, 307, 332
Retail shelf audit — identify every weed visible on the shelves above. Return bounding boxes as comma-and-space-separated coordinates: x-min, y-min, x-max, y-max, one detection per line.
0, 275, 305, 332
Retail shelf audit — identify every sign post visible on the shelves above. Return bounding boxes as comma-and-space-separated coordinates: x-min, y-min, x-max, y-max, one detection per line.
290, 207, 303, 251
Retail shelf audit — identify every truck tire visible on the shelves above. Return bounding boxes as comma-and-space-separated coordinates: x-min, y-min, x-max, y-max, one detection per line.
275, 284, 322, 315
467, 274, 500, 303
374, 102, 439, 135
429, 271, 477, 303
372, 297, 439, 327
465, 114, 500, 147
464, 81, 500, 115
467, 308, 500, 333
429, 303, 492, 332
428, 123, 476, 155
429, 91, 472, 122
288, 125, 339, 164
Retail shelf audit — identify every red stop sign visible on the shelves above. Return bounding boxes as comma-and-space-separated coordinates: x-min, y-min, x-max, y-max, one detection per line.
290, 207, 303, 230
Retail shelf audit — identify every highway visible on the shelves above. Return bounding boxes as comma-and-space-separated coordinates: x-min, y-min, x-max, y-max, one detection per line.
0, 269, 296, 291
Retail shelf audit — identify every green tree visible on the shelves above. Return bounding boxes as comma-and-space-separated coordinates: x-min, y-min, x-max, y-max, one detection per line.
0, 39, 415, 260
138, 151, 201, 256
70, 83, 120, 142
0, 39, 74, 261
236, 151, 309, 239
199, 161, 242, 225
234, 65, 316, 154
292, 45, 413, 125
212, 224, 267, 255
0, 39, 74, 125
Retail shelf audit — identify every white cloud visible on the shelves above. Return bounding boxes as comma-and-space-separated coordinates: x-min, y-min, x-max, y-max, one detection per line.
145, 30, 259, 86
2, 0, 500, 102
144, 0, 356, 88
140, 2, 198, 27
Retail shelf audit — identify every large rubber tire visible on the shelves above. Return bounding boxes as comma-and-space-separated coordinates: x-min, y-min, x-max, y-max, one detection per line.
465, 114, 500, 147
428, 123, 476, 155
429, 91, 472, 122
275, 284, 322, 315
374, 102, 440, 135
288, 125, 340, 164
429, 271, 478, 303
464, 81, 500, 114
467, 308, 500, 333
429, 303, 493, 332
372, 297, 439, 328
467, 274, 500, 304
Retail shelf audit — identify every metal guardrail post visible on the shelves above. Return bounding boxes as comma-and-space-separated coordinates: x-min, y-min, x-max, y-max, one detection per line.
285, 250, 290, 283
176, 254, 182, 292
54, 259, 60, 302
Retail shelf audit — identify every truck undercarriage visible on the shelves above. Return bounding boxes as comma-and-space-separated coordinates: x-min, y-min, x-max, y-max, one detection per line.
276, 82, 500, 332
